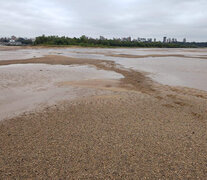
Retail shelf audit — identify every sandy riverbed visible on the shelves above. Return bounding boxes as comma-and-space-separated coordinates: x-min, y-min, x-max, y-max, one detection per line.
0, 47, 207, 179
1, 47, 207, 91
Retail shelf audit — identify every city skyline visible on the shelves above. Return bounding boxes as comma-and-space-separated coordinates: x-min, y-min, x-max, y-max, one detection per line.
0, 35, 188, 44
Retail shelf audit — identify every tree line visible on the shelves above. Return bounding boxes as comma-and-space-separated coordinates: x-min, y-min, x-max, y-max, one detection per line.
34, 35, 207, 48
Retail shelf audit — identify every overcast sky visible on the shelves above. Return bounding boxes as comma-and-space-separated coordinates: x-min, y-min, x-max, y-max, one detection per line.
0, 0, 206, 41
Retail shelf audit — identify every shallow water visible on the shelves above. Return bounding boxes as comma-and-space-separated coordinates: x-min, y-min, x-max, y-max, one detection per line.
1, 47, 207, 61
117, 56, 207, 91
1, 47, 206, 91
0, 63, 123, 120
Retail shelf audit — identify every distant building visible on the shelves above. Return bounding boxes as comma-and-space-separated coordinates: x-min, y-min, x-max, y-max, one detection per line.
154, 38, 156, 42
11, 36, 17, 41
122, 37, 131, 42
9, 39, 15, 43
100, 36, 105, 40
167, 38, 171, 43
163, 37, 167, 43
173, 38, 178, 43
172, 38, 177, 43
147, 38, 152, 42
113, 38, 121, 41
122, 37, 127, 41
127, 37, 131, 42
183, 38, 186, 43
137, 38, 147, 42
8, 39, 22, 46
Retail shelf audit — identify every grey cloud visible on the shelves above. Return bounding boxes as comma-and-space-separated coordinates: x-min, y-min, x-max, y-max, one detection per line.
0, 0, 206, 41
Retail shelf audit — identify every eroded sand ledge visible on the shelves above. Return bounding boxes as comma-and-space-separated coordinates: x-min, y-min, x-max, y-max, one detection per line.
0, 55, 207, 179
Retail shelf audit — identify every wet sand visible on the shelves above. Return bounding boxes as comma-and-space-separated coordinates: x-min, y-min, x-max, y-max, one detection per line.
0, 62, 123, 120
1, 46, 207, 91
0, 49, 207, 179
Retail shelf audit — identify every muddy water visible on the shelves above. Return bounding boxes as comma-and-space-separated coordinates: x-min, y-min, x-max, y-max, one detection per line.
117, 57, 207, 91
1, 48, 207, 61
0, 64, 123, 120
1, 47, 206, 91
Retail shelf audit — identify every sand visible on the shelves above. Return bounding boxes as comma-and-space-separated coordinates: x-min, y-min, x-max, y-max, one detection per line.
0, 51, 207, 179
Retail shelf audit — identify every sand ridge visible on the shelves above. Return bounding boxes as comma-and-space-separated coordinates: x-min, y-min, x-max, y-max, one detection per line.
0, 55, 155, 93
